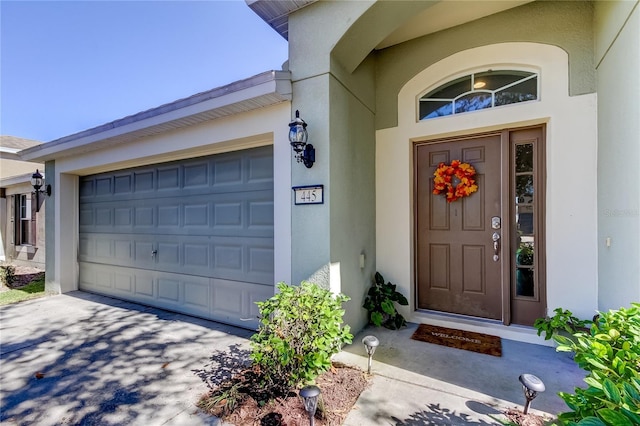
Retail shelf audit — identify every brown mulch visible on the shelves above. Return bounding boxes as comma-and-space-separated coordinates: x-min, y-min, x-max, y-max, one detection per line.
204, 362, 370, 426
0, 264, 44, 292
503, 408, 548, 426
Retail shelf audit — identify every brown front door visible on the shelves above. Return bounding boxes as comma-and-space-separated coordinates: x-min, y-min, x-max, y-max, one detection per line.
416, 127, 546, 325
416, 134, 503, 320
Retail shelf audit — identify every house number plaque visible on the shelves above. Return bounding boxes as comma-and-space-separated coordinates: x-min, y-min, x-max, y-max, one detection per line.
293, 185, 324, 205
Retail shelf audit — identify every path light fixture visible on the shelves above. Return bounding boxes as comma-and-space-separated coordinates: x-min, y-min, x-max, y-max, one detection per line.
289, 110, 315, 168
299, 385, 321, 426
362, 335, 380, 374
31, 169, 51, 212
519, 373, 545, 414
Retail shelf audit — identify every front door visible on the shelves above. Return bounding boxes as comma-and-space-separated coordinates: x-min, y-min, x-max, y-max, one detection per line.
416, 134, 503, 320
415, 127, 546, 325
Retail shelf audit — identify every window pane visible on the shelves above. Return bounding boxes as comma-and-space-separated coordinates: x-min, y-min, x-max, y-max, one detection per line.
516, 175, 534, 201
517, 205, 534, 234
20, 219, 30, 245
495, 78, 537, 106
423, 75, 471, 99
515, 143, 533, 172
516, 268, 535, 297
474, 70, 534, 91
516, 241, 534, 266
420, 100, 453, 119
454, 93, 492, 113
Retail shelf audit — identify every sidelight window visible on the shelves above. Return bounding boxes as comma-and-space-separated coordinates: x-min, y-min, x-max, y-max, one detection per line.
513, 143, 536, 298
419, 70, 538, 120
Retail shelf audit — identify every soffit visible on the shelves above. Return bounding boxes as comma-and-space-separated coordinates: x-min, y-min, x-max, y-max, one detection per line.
246, 0, 317, 40
248, 0, 532, 48
377, 0, 533, 49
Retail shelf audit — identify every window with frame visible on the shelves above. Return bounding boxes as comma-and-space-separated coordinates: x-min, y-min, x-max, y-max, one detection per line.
15, 194, 35, 246
419, 70, 538, 120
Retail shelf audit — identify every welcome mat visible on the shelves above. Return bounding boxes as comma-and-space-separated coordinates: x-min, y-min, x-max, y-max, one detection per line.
411, 324, 502, 357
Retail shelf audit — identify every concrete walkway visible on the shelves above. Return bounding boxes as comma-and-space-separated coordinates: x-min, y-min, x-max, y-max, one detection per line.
336, 325, 586, 425
1, 292, 586, 425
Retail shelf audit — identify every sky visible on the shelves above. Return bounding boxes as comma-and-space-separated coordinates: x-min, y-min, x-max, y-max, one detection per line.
0, 0, 289, 143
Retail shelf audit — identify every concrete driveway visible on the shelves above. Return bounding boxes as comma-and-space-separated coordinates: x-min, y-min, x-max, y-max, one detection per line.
0, 292, 252, 425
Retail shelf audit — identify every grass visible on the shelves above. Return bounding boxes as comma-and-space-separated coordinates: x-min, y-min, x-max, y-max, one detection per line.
0, 275, 46, 306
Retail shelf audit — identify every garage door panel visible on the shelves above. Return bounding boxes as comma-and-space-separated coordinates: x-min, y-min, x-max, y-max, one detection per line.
135, 272, 155, 298
79, 233, 273, 285
79, 191, 273, 238
80, 147, 273, 203
79, 146, 274, 328
212, 278, 272, 329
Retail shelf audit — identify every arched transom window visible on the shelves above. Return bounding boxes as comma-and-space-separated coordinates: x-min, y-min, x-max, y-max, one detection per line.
419, 70, 538, 120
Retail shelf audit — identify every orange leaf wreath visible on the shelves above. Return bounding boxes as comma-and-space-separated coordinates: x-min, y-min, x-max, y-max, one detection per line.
432, 160, 479, 202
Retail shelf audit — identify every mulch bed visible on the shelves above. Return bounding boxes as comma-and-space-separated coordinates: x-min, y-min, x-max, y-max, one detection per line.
202, 362, 369, 426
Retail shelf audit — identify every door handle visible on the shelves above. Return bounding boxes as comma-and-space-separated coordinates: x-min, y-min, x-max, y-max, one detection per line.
151, 249, 158, 258
492, 232, 500, 262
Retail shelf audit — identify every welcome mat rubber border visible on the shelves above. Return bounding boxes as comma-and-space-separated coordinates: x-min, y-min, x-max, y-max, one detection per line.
411, 324, 502, 357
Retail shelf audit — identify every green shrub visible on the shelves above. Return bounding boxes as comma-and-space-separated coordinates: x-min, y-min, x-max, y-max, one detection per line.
534, 308, 591, 340
250, 281, 352, 399
0, 265, 16, 287
553, 303, 640, 426
363, 272, 408, 329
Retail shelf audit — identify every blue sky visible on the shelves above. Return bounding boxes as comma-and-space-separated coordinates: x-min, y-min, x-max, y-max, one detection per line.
0, 0, 288, 142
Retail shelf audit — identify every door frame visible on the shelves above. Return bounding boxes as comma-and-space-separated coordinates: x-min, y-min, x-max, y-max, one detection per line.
413, 125, 546, 326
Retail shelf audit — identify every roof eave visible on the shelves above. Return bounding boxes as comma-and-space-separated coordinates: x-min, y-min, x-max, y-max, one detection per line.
19, 70, 292, 163
245, 0, 317, 40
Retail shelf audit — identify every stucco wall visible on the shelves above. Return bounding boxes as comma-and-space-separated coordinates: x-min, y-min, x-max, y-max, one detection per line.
289, 1, 378, 332
596, 1, 640, 311
377, 43, 599, 327
375, 0, 595, 130
328, 75, 376, 332
44, 161, 56, 292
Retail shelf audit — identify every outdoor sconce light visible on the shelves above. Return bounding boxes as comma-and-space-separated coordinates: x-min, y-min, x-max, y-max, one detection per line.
31, 169, 51, 212
519, 373, 545, 414
299, 385, 321, 426
362, 335, 380, 374
289, 110, 315, 168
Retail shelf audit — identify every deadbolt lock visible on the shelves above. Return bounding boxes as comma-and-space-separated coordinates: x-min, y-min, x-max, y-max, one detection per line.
491, 216, 501, 230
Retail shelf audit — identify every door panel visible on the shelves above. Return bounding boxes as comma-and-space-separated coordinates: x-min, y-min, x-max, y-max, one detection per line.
416, 135, 502, 320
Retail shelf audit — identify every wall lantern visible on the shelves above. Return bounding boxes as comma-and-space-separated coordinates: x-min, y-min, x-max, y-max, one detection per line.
289, 110, 315, 168
519, 373, 545, 414
362, 335, 380, 374
31, 169, 51, 212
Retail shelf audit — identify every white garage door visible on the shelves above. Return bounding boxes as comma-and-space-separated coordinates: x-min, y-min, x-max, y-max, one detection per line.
78, 146, 274, 329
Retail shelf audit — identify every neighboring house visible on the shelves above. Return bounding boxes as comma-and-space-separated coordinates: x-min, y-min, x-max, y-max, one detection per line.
0, 136, 46, 269
18, 1, 639, 344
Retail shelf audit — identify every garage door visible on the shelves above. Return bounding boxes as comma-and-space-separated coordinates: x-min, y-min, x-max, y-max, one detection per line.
78, 146, 274, 329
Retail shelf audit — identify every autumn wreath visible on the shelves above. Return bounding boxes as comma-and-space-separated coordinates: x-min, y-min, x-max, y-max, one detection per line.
432, 160, 478, 202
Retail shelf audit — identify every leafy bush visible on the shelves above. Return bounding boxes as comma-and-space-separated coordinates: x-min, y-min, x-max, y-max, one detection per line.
534, 307, 591, 340
363, 272, 408, 329
553, 303, 640, 426
250, 281, 352, 398
0, 265, 16, 287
